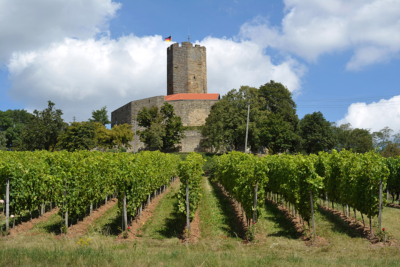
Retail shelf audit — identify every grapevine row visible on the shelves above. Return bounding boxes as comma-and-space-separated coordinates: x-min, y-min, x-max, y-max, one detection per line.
0, 150, 179, 231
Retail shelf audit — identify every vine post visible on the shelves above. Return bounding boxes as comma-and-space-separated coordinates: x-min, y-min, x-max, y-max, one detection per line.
6, 177, 9, 232
310, 190, 316, 240
123, 191, 127, 231
379, 179, 382, 229
253, 181, 258, 223
186, 179, 190, 237
64, 181, 68, 230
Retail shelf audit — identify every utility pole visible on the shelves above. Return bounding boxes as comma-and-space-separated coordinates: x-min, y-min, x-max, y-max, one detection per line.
244, 99, 250, 153
73, 116, 76, 123
133, 111, 137, 154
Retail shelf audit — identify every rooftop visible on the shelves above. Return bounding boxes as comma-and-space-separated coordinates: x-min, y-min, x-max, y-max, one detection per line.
165, 93, 220, 101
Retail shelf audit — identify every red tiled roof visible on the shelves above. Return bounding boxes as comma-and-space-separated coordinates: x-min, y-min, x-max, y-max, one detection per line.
165, 93, 220, 101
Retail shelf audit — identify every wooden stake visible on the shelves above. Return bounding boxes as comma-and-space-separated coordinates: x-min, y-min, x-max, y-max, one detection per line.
186, 179, 190, 238
379, 179, 382, 229
310, 190, 316, 240
123, 191, 127, 231
64, 182, 68, 230
253, 181, 258, 223
6, 177, 9, 232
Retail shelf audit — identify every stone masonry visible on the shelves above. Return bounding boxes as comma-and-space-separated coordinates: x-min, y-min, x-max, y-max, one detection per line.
111, 41, 217, 152
167, 42, 207, 95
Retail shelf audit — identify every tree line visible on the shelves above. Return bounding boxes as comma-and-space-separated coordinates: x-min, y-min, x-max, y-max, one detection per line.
1, 80, 399, 155
0, 101, 133, 152
201, 80, 400, 156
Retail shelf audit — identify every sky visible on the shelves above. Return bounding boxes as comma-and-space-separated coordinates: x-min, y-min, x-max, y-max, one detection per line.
0, 0, 400, 133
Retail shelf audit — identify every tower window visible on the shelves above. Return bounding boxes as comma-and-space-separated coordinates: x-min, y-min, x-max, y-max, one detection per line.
194, 76, 196, 80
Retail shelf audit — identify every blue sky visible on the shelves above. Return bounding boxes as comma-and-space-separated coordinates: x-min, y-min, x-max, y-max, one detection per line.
1, 0, 400, 133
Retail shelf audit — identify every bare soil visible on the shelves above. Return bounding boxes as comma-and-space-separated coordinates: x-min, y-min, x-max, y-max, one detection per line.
120, 179, 179, 240
8, 208, 60, 236
387, 203, 400, 209
66, 198, 118, 237
181, 208, 201, 244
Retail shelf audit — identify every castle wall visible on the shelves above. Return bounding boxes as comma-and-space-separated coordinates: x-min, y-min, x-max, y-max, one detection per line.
111, 95, 165, 127
169, 100, 218, 126
167, 42, 207, 95
126, 130, 206, 153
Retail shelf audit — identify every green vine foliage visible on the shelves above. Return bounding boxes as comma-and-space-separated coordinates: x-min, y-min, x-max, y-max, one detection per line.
177, 152, 204, 221
212, 151, 268, 220
317, 150, 389, 219
386, 157, 400, 201
0, 150, 179, 221
264, 154, 323, 222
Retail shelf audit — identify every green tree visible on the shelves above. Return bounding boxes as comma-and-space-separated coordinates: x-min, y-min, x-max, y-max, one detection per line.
89, 106, 111, 126
299, 111, 335, 154
372, 126, 393, 151
202, 83, 300, 154
331, 123, 373, 153
259, 113, 301, 154
381, 142, 400, 158
0, 109, 34, 149
0, 131, 7, 150
137, 102, 184, 151
259, 80, 299, 130
202, 86, 264, 153
93, 122, 134, 149
17, 101, 67, 151
57, 122, 96, 151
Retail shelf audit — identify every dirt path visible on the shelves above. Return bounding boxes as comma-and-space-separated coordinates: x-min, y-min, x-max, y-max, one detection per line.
67, 198, 118, 237
181, 206, 201, 244
8, 208, 60, 236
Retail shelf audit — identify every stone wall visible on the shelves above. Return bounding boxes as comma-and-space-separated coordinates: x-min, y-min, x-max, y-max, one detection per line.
169, 99, 218, 126
111, 96, 217, 128
126, 130, 207, 153
167, 42, 207, 95
111, 96, 216, 152
111, 95, 165, 127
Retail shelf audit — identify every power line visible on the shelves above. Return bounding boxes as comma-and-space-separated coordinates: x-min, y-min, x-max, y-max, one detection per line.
296, 94, 400, 103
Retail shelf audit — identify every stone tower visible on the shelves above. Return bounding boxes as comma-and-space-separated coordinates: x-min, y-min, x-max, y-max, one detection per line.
167, 42, 207, 95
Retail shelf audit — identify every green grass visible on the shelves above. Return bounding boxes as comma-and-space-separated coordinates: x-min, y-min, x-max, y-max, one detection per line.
199, 177, 242, 240
89, 203, 121, 236
139, 180, 184, 240
27, 212, 63, 235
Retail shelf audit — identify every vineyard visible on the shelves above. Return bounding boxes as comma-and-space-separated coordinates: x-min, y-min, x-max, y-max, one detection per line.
1, 150, 400, 266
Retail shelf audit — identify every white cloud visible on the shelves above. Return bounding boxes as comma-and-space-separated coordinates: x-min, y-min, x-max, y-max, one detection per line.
337, 95, 400, 132
7, 36, 306, 123
239, 0, 400, 70
200, 37, 305, 95
0, 0, 121, 63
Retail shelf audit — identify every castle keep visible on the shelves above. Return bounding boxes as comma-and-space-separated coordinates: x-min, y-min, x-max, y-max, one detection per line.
167, 42, 207, 95
111, 42, 219, 152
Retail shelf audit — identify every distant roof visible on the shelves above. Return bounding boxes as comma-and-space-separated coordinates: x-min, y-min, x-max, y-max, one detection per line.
165, 93, 220, 101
